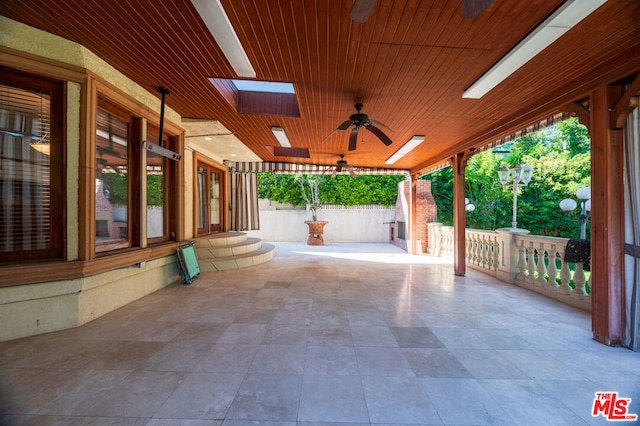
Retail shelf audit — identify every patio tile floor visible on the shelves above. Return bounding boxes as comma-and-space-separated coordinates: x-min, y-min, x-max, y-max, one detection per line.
1, 242, 639, 425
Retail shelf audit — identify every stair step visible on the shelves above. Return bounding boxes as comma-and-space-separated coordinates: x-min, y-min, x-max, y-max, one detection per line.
198, 243, 276, 272
195, 237, 263, 259
194, 231, 247, 248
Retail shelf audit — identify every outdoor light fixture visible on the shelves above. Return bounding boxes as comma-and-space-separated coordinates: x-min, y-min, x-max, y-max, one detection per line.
498, 163, 533, 229
560, 186, 591, 239
190, 0, 256, 78
463, 0, 607, 99
271, 126, 291, 147
465, 197, 475, 212
385, 135, 425, 165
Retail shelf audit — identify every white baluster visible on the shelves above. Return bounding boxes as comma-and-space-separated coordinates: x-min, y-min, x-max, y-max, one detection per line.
472, 233, 478, 266
559, 257, 573, 296
535, 243, 547, 286
481, 235, 488, 268
526, 242, 536, 285
572, 262, 588, 300
546, 246, 559, 290
517, 239, 527, 281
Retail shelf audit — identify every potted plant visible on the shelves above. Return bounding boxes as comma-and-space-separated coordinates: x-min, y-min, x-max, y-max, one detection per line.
298, 175, 328, 245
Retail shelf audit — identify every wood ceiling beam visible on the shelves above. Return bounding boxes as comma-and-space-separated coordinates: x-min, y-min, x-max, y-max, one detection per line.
610, 72, 640, 129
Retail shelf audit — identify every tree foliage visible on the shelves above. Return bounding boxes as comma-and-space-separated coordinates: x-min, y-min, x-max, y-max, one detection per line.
257, 173, 406, 207
427, 118, 591, 238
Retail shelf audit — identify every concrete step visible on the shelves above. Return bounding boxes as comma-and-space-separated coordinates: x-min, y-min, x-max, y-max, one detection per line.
198, 243, 276, 272
194, 231, 247, 248
194, 237, 263, 259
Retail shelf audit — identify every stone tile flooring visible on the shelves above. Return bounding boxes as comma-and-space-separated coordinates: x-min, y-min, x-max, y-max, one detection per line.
1, 243, 639, 425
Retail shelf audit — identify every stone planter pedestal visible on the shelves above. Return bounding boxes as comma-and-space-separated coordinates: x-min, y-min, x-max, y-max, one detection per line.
304, 221, 328, 245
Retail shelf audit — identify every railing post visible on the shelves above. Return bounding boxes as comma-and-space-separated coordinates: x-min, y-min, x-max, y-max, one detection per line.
495, 228, 530, 283
427, 222, 442, 255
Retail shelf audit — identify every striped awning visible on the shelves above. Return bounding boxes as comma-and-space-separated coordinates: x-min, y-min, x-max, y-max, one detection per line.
227, 161, 409, 176
418, 112, 573, 178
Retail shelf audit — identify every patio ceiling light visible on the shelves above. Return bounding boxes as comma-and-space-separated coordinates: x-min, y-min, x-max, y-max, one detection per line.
463, 0, 607, 99
385, 135, 425, 165
271, 126, 291, 147
190, 0, 256, 78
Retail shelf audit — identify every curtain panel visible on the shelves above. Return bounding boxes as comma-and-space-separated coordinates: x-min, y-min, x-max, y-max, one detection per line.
229, 172, 260, 231
624, 106, 640, 351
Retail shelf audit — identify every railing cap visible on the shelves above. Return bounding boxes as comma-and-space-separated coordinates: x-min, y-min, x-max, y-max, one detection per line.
496, 227, 531, 234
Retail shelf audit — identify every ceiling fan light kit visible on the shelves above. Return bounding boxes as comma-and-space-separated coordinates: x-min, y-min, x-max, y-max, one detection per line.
385, 135, 425, 165
462, 0, 607, 99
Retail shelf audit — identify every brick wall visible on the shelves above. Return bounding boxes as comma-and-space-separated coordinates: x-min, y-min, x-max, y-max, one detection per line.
391, 180, 437, 253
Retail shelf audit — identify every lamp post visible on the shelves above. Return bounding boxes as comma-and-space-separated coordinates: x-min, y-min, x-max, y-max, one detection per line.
559, 186, 591, 239
498, 163, 533, 229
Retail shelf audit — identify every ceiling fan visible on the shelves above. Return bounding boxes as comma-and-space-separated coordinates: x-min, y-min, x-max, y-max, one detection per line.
350, 0, 493, 22
322, 103, 392, 151
325, 155, 357, 178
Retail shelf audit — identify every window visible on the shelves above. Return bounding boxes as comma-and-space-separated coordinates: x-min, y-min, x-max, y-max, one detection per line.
95, 99, 140, 252
146, 124, 175, 243
95, 95, 179, 253
0, 68, 63, 262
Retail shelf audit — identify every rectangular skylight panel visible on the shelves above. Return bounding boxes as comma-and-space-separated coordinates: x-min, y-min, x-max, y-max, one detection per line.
232, 80, 295, 94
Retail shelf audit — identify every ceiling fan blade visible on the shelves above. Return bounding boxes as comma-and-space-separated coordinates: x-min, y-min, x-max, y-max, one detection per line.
350, 0, 376, 23
347, 166, 357, 178
321, 128, 340, 143
369, 119, 392, 132
365, 124, 392, 146
337, 119, 356, 130
461, 0, 493, 18
348, 126, 359, 151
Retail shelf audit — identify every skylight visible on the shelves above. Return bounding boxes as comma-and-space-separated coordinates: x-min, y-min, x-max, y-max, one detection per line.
232, 80, 295, 94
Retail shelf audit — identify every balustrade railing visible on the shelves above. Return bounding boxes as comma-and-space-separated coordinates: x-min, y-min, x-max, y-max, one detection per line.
465, 229, 499, 274
426, 223, 591, 311
513, 234, 589, 302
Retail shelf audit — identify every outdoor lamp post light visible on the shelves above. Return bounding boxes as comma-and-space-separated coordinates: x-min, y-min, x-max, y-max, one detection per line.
465, 197, 475, 212
497, 163, 533, 229
559, 186, 591, 239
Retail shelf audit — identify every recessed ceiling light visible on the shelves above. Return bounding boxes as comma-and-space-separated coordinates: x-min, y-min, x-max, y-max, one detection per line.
271, 126, 291, 147
385, 136, 425, 164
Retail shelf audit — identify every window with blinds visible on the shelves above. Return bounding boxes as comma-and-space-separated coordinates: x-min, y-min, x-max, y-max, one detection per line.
0, 71, 63, 262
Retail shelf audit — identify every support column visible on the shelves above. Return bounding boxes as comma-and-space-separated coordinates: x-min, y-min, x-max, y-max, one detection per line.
451, 151, 472, 276
409, 174, 418, 255
591, 86, 626, 345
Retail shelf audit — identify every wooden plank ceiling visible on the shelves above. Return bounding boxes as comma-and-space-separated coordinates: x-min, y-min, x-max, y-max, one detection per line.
2, 0, 640, 173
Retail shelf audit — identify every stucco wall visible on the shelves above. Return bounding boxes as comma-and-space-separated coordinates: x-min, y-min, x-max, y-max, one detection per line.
0, 18, 185, 341
0, 257, 180, 341
246, 200, 395, 243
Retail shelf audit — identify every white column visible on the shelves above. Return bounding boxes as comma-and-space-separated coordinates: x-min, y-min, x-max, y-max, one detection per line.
495, 227, 530, 283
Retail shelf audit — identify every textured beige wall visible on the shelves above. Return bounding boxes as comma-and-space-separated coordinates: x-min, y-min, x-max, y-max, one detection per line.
0, 17, 186, 341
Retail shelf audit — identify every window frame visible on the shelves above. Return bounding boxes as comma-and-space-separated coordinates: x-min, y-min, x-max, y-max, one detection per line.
0, 67, 65, 263
145, 123, 177, 245
95, 97, 141, 253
